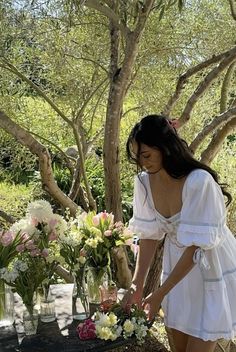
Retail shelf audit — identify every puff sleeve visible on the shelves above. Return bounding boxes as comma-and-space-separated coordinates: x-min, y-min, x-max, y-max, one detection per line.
177, 169, 227, 250
128, 173, 165, 240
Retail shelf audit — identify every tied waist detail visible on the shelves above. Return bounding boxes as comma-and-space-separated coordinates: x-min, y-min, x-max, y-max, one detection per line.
193, 248, 210, 270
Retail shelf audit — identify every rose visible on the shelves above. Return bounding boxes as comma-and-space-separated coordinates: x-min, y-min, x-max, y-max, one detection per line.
77, 319, 96, 340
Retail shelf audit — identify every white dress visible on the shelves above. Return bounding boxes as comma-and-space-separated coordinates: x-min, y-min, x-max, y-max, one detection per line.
129, 169, 236, 341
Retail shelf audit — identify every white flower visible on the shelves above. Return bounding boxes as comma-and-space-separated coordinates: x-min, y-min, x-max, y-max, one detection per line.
46, 214, 68, 236
96, 312, 112, 327
10, 218, 37, 236
123, 319, 135, 336
0, 267, 19, 282
14, 260, 28, 272
78, 256, 86, 265
27, 200, 53, 223
59, 232, 82, 247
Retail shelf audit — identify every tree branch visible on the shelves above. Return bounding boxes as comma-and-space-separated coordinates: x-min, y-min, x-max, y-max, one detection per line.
162, 46, 236, 117
228, 0, 236, 21
190, 107, 236, 152
0, 210, 15, 225
220, 61, 236, 113
0, 110, 78, 216
179, 48, 236, 125
82, 0, 130, 36
200, 117, 236, 164
0, 58, 72, 125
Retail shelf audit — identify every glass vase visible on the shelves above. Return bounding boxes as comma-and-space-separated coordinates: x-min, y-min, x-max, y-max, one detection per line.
0, 279, 14, 327
85, 266, 108, 305
72, 269, 89, 321
39, 284, 56, 323
23, 305, 38, 336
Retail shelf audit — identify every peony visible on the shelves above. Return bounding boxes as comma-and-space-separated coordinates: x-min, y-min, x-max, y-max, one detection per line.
77, 319, 96, 340
27, 199, 53, 223
10, 218, 37, 237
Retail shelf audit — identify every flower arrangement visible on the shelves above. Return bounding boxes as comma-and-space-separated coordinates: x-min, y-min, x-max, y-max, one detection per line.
77, 303, 149, 344
0, 199, 68, 311
61, 210, 133, 270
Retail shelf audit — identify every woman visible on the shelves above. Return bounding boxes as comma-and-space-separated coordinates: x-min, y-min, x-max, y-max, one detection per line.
123, 114, 236, 352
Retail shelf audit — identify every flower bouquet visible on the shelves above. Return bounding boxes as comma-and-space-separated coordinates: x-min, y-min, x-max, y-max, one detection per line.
0, 229, 27, 326
0, 199, 68, 332
59, 225, 89, 320
77, 302, 149, 345
65, 210, 133, 307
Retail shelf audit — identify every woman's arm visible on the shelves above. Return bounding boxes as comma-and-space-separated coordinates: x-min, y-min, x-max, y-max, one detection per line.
122, 239, 159, 308
143, 245, 198, 320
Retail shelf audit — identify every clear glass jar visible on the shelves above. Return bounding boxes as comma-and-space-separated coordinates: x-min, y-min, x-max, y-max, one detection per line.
72, 269, 89, 321
0, 279, 14, 327
23, 307, 38, 336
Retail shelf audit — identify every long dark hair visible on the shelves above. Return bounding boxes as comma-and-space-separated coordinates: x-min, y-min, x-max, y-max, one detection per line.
126, 114, 232, 206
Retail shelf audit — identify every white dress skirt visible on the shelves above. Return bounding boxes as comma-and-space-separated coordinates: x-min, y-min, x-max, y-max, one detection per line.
129, 168, 236, 341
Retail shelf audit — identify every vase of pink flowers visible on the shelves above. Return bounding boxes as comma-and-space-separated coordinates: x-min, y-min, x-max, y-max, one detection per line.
0, 229, 27, 327
65, 210, 132, 314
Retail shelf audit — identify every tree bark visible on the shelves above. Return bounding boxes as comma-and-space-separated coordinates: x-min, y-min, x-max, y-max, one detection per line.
0, 110, 78, 216
200, 117, 236, 164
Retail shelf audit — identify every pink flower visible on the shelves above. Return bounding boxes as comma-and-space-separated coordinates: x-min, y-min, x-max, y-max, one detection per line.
104, 230, 112, 237
100, 211, 108, 220
0, 231, 14, 246
48, 218, 58, 229
41, 248, 49, 257
92, 215, 100, 226
22, 233, 29, 242
49, 231, 58, 241
30, 248, 41, 257
25, 240, 36, 250
77, 319, 96, 340
16, 244, 25, 253
31, 217, 39, 226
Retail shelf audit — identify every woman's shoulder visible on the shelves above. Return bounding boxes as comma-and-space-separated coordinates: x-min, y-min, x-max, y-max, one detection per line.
186, 168, 214, 186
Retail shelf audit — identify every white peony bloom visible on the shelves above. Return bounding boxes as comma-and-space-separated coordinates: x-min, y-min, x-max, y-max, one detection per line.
27, 200, 53, 223
10, 218, 37, 236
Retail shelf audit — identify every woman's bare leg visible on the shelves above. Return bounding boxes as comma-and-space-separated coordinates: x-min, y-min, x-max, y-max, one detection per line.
186, 336, 217, 352
170, 328, 188, 352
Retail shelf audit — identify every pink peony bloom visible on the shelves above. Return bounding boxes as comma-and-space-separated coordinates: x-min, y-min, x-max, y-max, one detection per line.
104, 230, 112, 237
41, 248, 49, 257
77, 319, 96, 340
48, 231, 58, 241
0, 231, 14, 246
16, 244, 25, 253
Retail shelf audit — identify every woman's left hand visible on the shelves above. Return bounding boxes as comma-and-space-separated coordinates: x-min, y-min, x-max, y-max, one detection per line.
142, 288, 165, 322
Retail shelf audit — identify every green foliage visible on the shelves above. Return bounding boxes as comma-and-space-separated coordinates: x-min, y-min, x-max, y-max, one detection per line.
0, 182, 36, 228
0, 131, 37, 185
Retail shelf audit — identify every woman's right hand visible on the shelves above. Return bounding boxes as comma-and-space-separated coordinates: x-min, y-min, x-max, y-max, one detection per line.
121, 283, 143, 311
